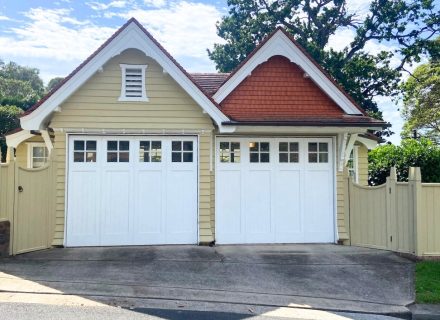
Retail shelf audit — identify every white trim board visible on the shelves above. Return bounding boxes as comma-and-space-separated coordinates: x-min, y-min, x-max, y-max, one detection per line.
20, 21, 233, 133
213, 30, 363, 116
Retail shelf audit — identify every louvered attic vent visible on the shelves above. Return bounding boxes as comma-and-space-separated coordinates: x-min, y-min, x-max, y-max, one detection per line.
119, 64, 148, 102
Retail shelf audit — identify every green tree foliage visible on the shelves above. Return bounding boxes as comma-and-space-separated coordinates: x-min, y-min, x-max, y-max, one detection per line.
0, 60, 44, 110
401, 42, 440, 142
209, 0, 440, 118
0, 105, 23, 160
368, 138, 440, 185
46, 77, 64, 93
0, 59, 45, 160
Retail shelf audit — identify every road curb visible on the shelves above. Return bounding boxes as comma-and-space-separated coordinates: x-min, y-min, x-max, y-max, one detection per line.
410, 304, 440, 320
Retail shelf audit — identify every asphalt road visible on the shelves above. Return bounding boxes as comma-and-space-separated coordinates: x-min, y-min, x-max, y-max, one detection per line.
0, 303, 405, 320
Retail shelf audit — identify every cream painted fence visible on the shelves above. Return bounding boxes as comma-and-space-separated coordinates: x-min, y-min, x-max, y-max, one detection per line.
0, 151, 56, 255
347, 167, 440, 257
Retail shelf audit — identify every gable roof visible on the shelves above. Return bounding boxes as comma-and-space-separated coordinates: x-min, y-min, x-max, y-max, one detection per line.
20, 18, 232, 132
213, 27, 367, 116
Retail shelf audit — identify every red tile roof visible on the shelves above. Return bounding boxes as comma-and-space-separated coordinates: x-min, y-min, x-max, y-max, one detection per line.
190, 73, 230, 95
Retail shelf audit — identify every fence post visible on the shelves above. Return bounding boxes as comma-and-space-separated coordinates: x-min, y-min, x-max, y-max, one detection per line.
409, 167, 423, 256
343, 167, 351, 244
386, 167, 397, 251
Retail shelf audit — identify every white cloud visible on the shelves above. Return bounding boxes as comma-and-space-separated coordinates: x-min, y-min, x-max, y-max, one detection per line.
0, 15, 10, 21
0, 8, 115, 62
112, 1, 224, 70
87, 0, 128, 11
144, 0, 166, 8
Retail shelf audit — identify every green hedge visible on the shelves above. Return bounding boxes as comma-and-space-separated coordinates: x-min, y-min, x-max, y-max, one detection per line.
368, 138, 440, 185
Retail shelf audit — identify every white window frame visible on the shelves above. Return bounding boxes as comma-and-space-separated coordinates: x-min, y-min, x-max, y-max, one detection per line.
119, 64, 149, 102
348, 145, 359, 183
27, 142, 49, 168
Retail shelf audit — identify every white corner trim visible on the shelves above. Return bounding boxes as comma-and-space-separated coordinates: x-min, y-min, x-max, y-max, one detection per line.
213, 30, 363, 115
20, 21, 230, 130
5, 130, 35, 148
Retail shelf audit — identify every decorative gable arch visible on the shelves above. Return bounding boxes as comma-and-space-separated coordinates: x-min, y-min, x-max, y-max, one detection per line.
20, 19, 233, 133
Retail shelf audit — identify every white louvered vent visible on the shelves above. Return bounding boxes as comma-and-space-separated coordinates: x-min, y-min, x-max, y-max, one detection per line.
119, 64, 148, 102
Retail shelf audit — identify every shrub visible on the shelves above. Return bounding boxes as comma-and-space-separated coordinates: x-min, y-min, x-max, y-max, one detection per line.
368, 138, 440, 185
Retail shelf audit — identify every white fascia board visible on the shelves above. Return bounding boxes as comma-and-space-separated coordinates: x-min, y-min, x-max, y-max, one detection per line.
213, 30, 363, 115
20, 22, 230, 131
5, 130, 35, 148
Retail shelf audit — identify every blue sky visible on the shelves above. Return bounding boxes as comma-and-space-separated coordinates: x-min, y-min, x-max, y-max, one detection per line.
0, 0, 415, 144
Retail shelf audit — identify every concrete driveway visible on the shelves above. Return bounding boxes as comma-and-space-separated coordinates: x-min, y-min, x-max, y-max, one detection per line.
0, 245, 414, 319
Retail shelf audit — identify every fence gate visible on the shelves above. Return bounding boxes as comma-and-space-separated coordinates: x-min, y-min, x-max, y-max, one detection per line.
12, 164, 54, 255
348, 168, 415, 254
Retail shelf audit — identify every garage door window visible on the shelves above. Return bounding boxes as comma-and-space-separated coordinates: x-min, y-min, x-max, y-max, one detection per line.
249, 142, 269, 163
219, 142, 240, 163
107, 140, 130, 162
73, 140, 97, 162
308, 142, 328, 163
139, 141, 162, 162
279, 142, 299, 163
172, 141, 193, 162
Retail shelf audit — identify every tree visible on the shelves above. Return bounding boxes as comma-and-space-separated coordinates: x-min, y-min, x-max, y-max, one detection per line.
0, 59, 45, 160
368, 138, 440, 185
208, 0, 440, 118
0, 60, 45, 110
0, 105, 23, 160
401, 38, 440, 142
46, 77, 64, 93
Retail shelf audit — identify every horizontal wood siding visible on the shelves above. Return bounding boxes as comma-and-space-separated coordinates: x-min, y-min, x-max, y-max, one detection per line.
50, 49, 214, 245
357, 143, 368, 186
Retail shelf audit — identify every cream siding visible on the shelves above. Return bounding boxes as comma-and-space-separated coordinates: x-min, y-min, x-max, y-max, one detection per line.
49, 49, 214, 245
357, 143, 369, 186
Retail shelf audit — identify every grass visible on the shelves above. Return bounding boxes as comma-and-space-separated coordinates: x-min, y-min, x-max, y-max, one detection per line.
416, 261, 440, 304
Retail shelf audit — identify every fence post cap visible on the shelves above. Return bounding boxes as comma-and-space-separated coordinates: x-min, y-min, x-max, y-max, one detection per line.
409, 167, 422, 181
389, 167, 397, 180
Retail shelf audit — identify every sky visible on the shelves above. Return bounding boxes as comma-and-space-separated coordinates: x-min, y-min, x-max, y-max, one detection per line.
0, 0, 423, 144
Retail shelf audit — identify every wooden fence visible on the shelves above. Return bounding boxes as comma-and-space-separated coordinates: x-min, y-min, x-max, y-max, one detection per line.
347, 167, 440, 257
0, 150, 56, 255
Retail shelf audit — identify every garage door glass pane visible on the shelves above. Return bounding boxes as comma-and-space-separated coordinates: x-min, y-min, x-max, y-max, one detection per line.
279, 142, 299, 163
74, 152, 84, 162
86, 141, 96, 151
107, 152, 118, 162
308, 142, 328, 163
108, 141, 117, 151
107, 140, 130, 162
74, 140, 97, 162
250, 142, 269, 163
220, 142, 240, 163
172, 141, 193, 162
74, 141, 84, 151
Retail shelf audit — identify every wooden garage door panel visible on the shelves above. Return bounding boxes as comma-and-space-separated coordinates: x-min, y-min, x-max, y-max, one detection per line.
216, 137, 334, 244
66, 135, 198, 246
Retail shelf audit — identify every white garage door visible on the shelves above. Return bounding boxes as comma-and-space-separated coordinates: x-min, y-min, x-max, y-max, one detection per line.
216, 137, 334, 244
66, 135, 198, 246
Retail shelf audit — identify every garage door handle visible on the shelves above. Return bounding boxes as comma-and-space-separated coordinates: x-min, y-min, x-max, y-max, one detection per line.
18, 186, 23, 192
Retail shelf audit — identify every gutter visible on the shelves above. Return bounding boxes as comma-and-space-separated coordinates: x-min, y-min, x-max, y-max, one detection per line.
222, 120, 390, 129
